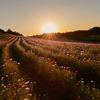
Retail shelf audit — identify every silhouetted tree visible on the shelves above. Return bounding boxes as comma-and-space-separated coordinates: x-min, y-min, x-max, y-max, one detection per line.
0, 29, 5, 34
6, 29, 13, 34
6, 29, 22, 36
32, 26, 100, 41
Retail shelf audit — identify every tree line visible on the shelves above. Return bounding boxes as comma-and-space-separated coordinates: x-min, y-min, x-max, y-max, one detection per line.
0, 28, 23, 36
33, 27, 100, 41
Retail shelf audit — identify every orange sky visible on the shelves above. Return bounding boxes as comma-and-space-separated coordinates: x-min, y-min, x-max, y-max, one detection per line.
0, 0, 100, 36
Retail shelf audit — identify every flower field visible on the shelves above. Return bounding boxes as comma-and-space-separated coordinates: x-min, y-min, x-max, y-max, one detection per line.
0, 35, 100, 100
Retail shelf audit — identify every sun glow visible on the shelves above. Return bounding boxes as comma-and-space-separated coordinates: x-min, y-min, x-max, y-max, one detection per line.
42, 24, 57, 33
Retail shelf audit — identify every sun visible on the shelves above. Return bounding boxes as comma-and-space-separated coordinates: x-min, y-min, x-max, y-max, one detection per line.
42, 23, 57, 33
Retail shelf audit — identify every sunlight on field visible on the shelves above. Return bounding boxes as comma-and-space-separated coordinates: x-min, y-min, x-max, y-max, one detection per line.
0, 35, 100, 100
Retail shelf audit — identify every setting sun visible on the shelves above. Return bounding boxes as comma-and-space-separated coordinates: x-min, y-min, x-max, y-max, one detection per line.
42, 24, 57, 33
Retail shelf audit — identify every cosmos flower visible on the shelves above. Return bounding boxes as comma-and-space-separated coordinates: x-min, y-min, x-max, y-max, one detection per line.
24, 99, 28, 100
1, 77, 4, 81
77, 95, 80, 99
25, 81, 29, 84
28, 93, 32, 96
25, 87, 30, 91
18, 79, 21, 81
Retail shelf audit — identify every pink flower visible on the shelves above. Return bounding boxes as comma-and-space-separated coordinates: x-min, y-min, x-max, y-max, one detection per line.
1, 77, 4, 81
4, 85, 6, 88
22, 85, 25, 87
10, 58, 12, 61
21, 78, 23, 80
25, 81, 29, 84
17, 62, 20, 65
91, 80, 93, 83
24, 99, 28, 100
6, 88, 8, 90
6, 75, 8, 77
63, 69, 66, 71
81, 81, 84, 83
87, 83, 89, 85
66, 66, 69, 69
78, 81, 80, 83
69, 95, 72, 98
28, 93, 32, 96
25, 87, 30, 92
77, 95, 80, 99
8, 86, 11, 88
22, 82, 24, 84
14, 73, 16, 75
34, 82, 36, 84
10, 73, 13, 75
17, 89, 19, 92
18, 79, 21, 81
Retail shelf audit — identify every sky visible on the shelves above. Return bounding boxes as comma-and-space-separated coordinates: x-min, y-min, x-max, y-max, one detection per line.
0, 0, 100, 36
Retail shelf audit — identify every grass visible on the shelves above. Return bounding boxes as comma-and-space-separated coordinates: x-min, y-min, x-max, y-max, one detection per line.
0, 34, 10, 39
21, 38, 100, 89
0, 36, 35, 100
0, 36, 100, 100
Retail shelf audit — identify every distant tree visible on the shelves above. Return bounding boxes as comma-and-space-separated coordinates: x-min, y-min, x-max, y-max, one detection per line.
0, 29, 5, 34
89, 27, 100, 34
32, 26, 100, 41
6, 29, 13, 34
6, 29, 23, 36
